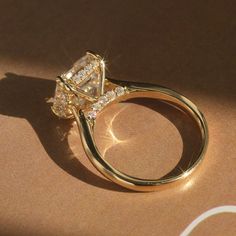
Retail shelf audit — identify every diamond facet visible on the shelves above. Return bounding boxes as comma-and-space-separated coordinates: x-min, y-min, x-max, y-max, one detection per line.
65, 71, 73, 79
52, 52, 105, 119
98, 95, 108, 105
106, 90, 116, 101
64, 54, 103, 100
51, 83, 72, 118
87, 110, 97, 120
115, 86, 125, 96
92, 102, 102, 111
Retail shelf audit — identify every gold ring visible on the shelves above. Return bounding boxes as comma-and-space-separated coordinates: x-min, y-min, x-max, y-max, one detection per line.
51, 51, 208, 192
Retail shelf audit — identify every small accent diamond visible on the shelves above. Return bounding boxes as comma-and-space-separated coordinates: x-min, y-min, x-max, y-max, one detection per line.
106, 90, 116, 101
84, 64, 92, 73
65, 71, 73, 79
87, 110, 97, 120
98, 95, 109, 105
115, 86, 125, 96
92, 60, 99, 68
52, 83, 72, 118
92, 102, 102, 111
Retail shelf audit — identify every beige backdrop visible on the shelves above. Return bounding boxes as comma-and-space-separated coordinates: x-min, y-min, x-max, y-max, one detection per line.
0, 1, 236, 235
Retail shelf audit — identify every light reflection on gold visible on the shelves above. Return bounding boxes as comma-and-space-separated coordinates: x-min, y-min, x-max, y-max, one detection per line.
67, 106, 132, 159
176, 165, 190, 179
98, 105, 131, 157
65, 121, 81, 160
182, 179, 194, 191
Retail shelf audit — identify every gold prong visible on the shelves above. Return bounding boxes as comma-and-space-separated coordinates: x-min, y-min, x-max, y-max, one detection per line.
100, 59, 105, 95
86, 50, 99, 59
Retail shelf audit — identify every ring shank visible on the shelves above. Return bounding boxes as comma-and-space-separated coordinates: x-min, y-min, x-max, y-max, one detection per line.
73, 81, 208, 191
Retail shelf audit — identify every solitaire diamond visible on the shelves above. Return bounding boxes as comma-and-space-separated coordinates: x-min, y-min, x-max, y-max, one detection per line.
52, 52, 104, 119
98, 95, 108, 105
63, 53, 103, 99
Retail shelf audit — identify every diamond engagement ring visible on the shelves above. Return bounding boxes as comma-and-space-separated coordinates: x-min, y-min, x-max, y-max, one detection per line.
51, 51, 208, 192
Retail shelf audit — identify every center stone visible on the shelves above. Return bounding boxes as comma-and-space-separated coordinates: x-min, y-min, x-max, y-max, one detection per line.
51, 52, 104, 119
63, 53, 102, 98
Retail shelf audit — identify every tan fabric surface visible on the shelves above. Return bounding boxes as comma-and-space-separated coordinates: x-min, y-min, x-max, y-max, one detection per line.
0, 1, 236, 235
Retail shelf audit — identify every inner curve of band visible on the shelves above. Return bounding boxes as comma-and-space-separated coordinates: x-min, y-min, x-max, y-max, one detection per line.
88, 88, 208, 181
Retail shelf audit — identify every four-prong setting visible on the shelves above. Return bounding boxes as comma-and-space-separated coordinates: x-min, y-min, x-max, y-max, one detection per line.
51, 51, 106, 119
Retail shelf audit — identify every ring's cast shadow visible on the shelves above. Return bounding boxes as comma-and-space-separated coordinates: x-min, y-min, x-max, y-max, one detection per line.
0, 73, 202, 192
0, 73, 127, 192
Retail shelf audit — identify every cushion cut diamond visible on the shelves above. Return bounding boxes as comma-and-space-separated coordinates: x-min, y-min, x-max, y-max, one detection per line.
52, 52, 104, 119
63, 53, 103, 99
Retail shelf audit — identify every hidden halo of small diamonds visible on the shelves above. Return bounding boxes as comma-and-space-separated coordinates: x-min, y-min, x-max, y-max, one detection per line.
65, 60, 99, 85
52, 53, 103, 119
52, 52, 126, 121
86, 86, 126, 120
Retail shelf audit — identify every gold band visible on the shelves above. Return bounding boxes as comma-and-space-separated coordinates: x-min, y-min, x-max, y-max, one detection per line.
72, 79, 208, 191
51, 51, 208, 192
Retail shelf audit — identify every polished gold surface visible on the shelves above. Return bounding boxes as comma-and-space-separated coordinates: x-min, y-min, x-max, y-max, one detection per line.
53, 52, 208, 192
